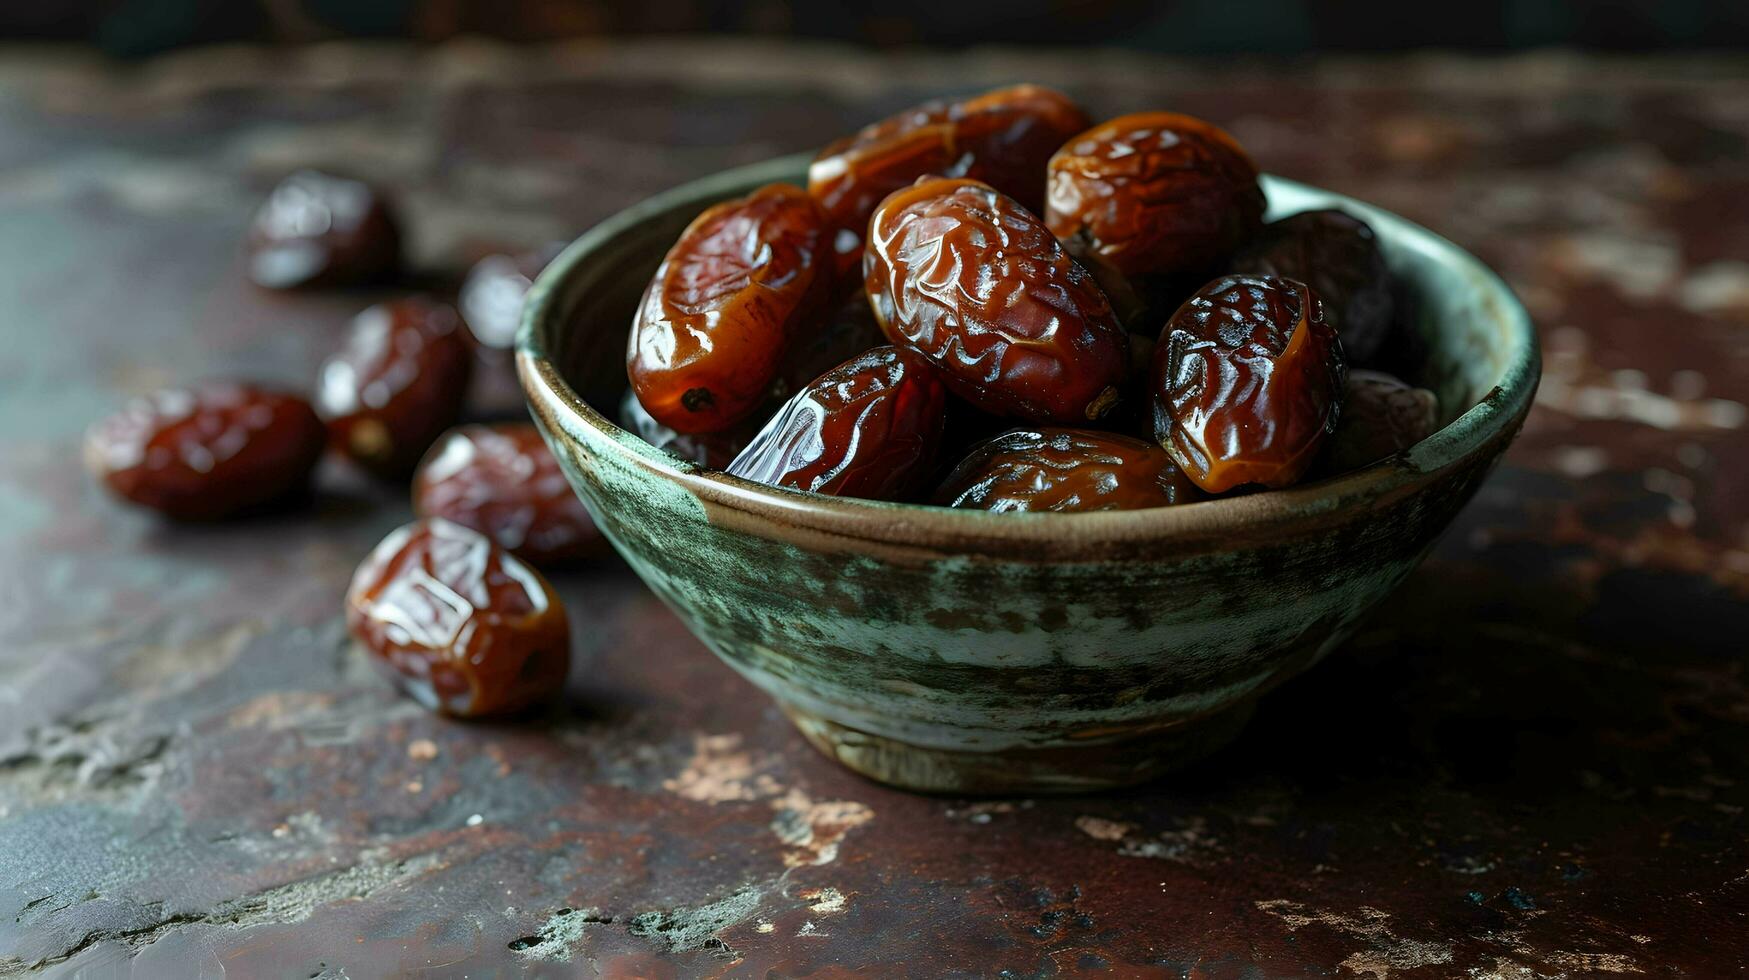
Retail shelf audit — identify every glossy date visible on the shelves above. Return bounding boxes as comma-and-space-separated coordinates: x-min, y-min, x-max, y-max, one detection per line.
246, 170, 401, 290
624, 295, 887, 465
1231, 209, 1396, 366
346, 517, 570, 718
1046, 112, 1264, 281
727, 346, 947, 500
317, 297, 473, 477
1318, 369, 1439, 474
628, 183, 831, 434
1153, 275, 1346, 493
84, 381, 326, 520
413, 423, 602, 565
935, 428, 1201, 513
808, 84, 1089, 278
865, 176, 1129, 423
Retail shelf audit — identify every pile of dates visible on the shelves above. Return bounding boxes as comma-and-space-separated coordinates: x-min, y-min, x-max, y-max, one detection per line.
625, 86, 1441, 510
84, 171, 597, 718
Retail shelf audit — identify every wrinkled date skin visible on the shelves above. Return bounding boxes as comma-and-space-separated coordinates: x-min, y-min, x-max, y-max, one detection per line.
413, 423, 602, 565
935, 427, 1202, 513
317, 297, 473, 477
245, 170, 401, 289
628, 183, 832, 434
808, 84, 1089, 279
459, 242, 566, 349
84, 381, 326, 520
346, 518, 570, 718
1231, 209, 1396, 366
1319, 369, 1440, 474
1046, 112, 1264, 282
866, 177, 1130, 423
1153, 275, 1347, 493
728, 346, 947, 500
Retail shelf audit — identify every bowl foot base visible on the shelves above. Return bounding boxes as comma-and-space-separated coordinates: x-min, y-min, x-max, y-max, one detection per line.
781, 700, 1256, 795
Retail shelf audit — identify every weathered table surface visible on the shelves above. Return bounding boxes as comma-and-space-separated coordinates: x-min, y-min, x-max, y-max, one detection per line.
1, 41, 1746, 979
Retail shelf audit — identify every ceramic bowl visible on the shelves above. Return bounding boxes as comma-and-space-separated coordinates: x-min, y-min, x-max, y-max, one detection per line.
517, 154, 1539, 793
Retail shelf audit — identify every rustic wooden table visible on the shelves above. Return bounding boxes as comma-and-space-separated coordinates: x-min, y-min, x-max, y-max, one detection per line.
1, 41, 1745, 979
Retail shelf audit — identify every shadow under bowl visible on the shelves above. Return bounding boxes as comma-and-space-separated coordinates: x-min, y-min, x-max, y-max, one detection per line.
517, 154, 1539, 794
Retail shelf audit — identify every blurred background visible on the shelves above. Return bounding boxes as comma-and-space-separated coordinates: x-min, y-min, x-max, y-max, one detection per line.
5, 0, 1749, 56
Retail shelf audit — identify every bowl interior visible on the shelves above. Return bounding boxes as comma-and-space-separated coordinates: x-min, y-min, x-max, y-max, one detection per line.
522, 153, 1537, 527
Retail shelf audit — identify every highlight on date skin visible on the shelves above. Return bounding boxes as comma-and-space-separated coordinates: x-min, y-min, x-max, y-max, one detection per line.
864, 176, 1130, 425
605, 88, 1439, 513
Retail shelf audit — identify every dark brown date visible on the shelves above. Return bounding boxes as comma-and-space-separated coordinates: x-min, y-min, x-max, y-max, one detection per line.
84, 381, 325, 520
245, 170, 400, 289
1318, 369, 1439, 474
317, 297, 473, 477
935, 428, 1201, 513
628, 183, 831, 434
808, 84, 1089, 279
412, 423, 602, 564
1046, 112, 1264, 281
1152, 275, 1346, 493
866, 176, 1130, 423
347, 518, 569, 717
1230, 210, 1396, 366
459, 242, 566, 349
727, 346, 947, 500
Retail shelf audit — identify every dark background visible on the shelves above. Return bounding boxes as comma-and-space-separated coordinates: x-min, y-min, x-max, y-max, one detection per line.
5, 0, 1749, 57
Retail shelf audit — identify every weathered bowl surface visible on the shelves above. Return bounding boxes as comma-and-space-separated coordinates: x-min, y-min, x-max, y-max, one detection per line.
517, 154, 1539, 793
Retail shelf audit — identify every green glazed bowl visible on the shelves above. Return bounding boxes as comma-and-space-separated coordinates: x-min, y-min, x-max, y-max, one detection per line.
517, 154, 1539, 793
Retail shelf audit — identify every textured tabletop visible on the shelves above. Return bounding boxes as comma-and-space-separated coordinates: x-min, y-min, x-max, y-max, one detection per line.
0, 41, 1745, 978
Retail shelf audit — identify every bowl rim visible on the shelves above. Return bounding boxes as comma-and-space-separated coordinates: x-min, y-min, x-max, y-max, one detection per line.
517, 152, 1539, 553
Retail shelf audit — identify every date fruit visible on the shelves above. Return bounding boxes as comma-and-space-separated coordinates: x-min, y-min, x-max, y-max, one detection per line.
1231, 209, 1395, 366
625, 296, 885, 466
1046, 112, 1264, 281
936, 428, 1201, 513
347, 518, 569, 717
628, 183, 832, 434
727, 346, 947, 500
1153, 275, 1346, 493
809, 84, 1089, 278
459, 242, 566, 349
84, 381, 325, 520
413, 423, 602, 564
317, 297, 473, 477
1319, 369, 1439, 474
246, 170, 400, 289
866, 176, 1129, 423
